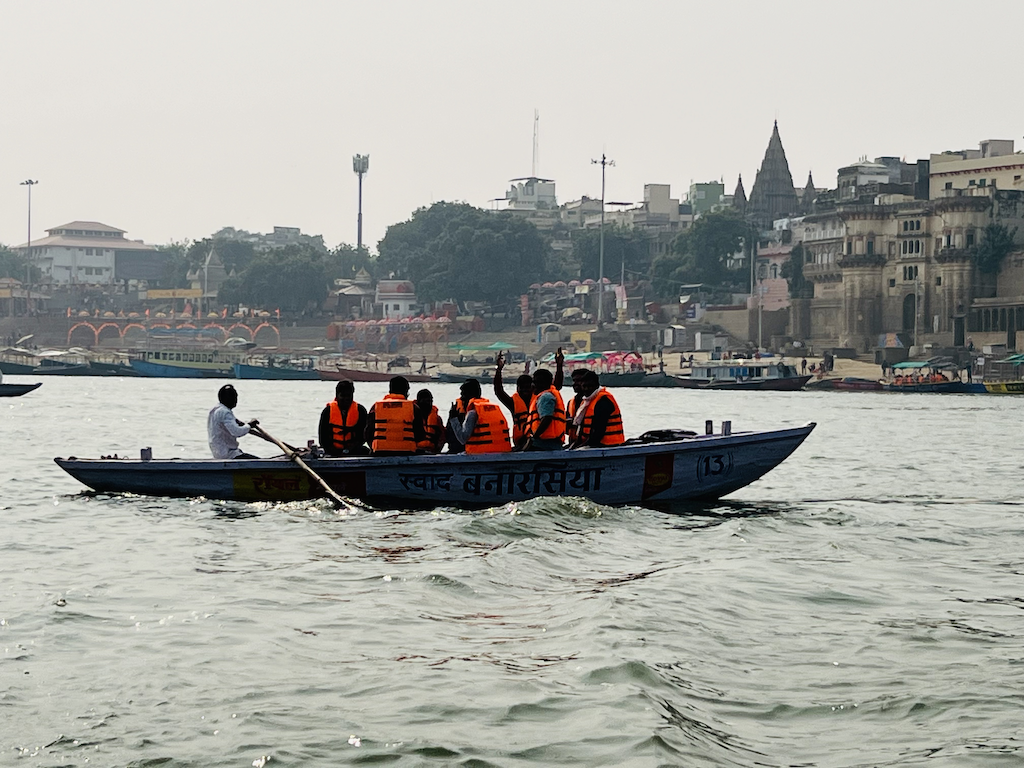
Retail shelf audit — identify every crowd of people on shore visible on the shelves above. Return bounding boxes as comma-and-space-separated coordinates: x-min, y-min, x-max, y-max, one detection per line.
207, 349, 626, 459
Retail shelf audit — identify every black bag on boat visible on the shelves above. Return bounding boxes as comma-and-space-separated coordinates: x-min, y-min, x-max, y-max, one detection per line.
624, 429, 697, 445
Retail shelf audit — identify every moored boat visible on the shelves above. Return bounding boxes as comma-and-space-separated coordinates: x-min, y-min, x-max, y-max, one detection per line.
806, 376, 884, 392
319, 365, 435, 383
55, 422, 815, 508
984, 380, 1024, 394
128, 348, 246, 378
233, 361, 320, 380
0, 382, 42, 397
673, 360, 811, 391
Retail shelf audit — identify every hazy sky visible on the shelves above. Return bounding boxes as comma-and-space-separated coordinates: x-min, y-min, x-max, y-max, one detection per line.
2, 1, 1021, 252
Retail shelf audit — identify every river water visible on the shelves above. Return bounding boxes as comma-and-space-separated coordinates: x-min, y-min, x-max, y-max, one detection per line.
2, 376, 1023, 767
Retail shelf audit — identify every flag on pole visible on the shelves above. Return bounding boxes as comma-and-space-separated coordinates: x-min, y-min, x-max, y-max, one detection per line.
66, 307, 71, 318
221, 307, 228, 319
275, 308, 280, 319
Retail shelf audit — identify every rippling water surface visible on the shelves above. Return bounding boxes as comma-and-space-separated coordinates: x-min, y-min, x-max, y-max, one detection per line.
3, 377, 1024, 766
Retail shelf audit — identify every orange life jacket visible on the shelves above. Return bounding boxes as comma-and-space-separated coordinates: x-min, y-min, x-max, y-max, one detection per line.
576, 389, 625, 446
326, 400, 361, 453
371, 394, 417, 453
510, 391, 531, 443
527, 386, 566, 443
416, 405, 445, 453
565, 394, 582, 443
465, 398, 511, 454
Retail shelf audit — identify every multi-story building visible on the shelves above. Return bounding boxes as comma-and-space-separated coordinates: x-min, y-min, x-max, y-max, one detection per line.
212, 225, 327, 252
791, 186, 1024, 352
688, 181, 725, 217
14, 221, 159, 287
929, 139, 1024, 198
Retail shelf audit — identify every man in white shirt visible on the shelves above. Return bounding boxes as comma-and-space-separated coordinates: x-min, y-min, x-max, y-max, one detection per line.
207, 384, 260, 459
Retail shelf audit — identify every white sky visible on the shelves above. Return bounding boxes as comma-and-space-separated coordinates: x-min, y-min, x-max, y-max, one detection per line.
1, 0, 1021, 253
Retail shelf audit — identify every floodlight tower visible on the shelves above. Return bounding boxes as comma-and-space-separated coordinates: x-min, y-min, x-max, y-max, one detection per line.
353, 154, 370, 252
20, 179, 38, 314
591, 154, 614, 324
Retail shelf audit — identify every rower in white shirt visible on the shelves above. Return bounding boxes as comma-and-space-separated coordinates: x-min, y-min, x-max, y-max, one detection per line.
207, 384, 260, 459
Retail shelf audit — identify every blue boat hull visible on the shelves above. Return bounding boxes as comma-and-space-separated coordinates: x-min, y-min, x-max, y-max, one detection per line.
232, 363, 319, 380
129, 359, 229, 378
55, 423, 816, 508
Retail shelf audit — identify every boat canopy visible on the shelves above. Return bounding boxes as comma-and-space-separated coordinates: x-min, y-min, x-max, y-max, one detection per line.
994, 353, 1024, 364
893, 356, 958, 371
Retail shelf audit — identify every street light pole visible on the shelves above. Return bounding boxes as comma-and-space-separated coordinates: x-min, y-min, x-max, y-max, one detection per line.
591, 153, 614, 324
352, 154, 370, 253
20, 179, 38, 316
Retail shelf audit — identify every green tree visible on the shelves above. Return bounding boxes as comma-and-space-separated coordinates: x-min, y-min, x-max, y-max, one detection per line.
570, 224, 651, 283
974, 223, 1018, 274
154, 241, 191, 289
0, 244, 39, 283
217, 244, 330, 312
649, 210, 752, 298
327, 243, 379, 282
781, 244, 812, 298
377, 203, 550, 306
186, 238, 256, 275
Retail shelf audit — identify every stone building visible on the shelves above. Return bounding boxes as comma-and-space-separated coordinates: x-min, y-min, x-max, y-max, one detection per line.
791, 186, 1024, 352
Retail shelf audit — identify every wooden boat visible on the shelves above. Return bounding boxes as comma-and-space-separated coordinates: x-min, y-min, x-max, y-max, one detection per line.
882, 358, 976, 393
673, 360, 811, 391
55, 422, 815, 508
233, 362, 320, 380
88, 360, 141, 377
435, 370, 489, 384
129, 348, 245, 378
320, 366, 435, 383
806, 376, 884, 392
984, 380, 1024, 394
0, 382, 42, 397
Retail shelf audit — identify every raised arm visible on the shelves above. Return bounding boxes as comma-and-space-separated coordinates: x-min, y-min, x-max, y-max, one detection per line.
492, 351, 514, 410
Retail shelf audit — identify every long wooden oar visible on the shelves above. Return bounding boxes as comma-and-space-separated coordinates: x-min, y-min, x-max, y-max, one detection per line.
251, 426, 355, 511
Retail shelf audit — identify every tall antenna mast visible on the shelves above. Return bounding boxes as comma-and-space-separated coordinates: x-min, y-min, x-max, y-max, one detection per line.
532, 109, 539, 177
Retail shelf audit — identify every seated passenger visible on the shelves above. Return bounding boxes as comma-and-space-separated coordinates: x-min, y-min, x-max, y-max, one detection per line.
318, 379, 369, 456
415, 388, 446, 454
445, 379, 478, 454
448, 393, 511, 454
570, 370, 625, 448
365, 376, 424, 455
522, 368, 565, 451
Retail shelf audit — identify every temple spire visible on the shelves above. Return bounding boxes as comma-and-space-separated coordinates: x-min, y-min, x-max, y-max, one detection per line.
801, 171, 816, 214
747, 122, 799, 230
733, 174, 747, 214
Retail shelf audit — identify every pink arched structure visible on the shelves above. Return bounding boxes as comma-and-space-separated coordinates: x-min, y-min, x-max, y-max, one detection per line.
252, 322, 280, 347
96, 322, 122, 344
227, 323, 253, 339
67, 322, 98, 346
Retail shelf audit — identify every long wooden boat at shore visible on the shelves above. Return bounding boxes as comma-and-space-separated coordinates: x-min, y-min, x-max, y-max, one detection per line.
319, 366, 435, 383
233, 362, 320, 380
55, 423, 815, 508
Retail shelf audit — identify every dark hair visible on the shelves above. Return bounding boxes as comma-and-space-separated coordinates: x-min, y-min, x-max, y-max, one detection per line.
217, 384, 237, 406
460, 378, 482, 399
335, 379, 354, 397
570, 368, 587, 379
515, 374, 533, 389
582, 369, 600, 387
533, 368, 553, 390
389, 375, 410, 395
416, 388, 433, 406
